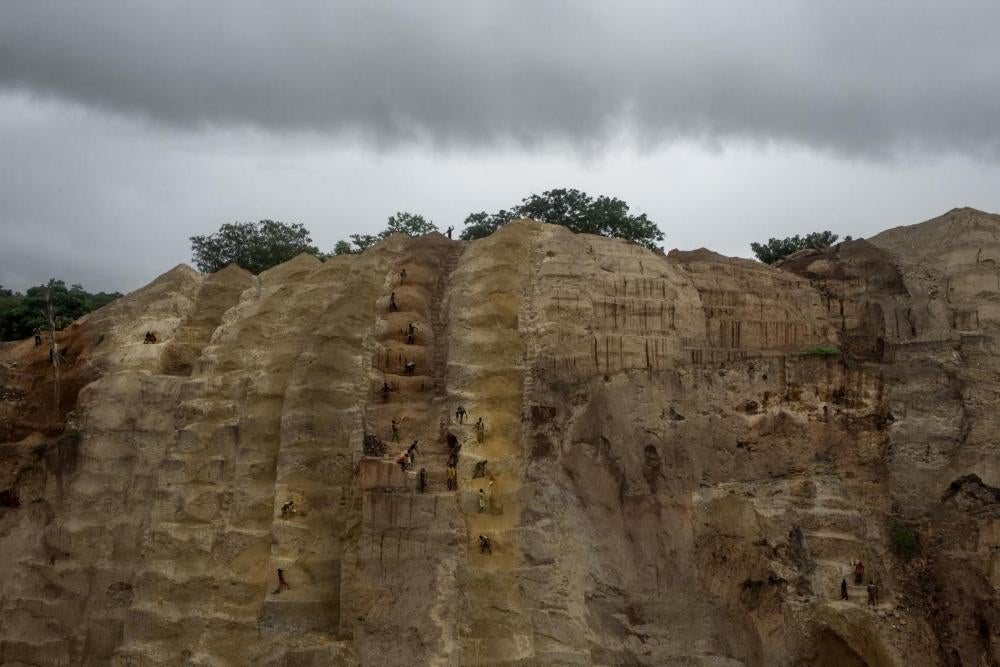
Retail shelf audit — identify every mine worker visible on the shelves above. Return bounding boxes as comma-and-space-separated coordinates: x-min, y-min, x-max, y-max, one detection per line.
405, 322, 416, 345
418, 467, 428, 493
397, 451, 409, 471
840, 578, 848, 600
866, 581, 876, 608
438, 416, 447, 442
280, 500, 296, 518
854, 561, 864, 586
478, 489, 487, 512
446, 226, 454, 239
479, 534, 492, 554
400, 268, 407, 282
455, 405, 467, 424
446, 463, 457, 491
404, 360, 416, 376
447, 432, 459, 450
447, 443, 462, 468
391, 418, 401, 443
474, 417, 485, 443
381, 381, 391, 402
407, 440, 419, 465
389, 292, 398, 312
34, 329, 41, 346
273, 568, 291, 594
472, 460, 487, 478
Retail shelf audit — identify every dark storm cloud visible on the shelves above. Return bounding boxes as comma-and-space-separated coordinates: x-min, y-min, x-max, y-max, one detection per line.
2, 1, 999, 156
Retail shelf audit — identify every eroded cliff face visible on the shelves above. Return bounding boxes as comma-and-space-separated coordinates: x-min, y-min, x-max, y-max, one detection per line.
2, 209, 1000, 666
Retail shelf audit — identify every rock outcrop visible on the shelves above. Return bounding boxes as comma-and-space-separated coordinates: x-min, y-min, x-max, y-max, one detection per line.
2, 208, 1000, 665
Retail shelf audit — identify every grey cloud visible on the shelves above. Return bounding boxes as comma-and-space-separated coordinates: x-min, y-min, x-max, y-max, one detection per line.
2, 1, 1000, 156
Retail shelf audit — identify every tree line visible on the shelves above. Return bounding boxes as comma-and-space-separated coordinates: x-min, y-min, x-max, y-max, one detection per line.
0, 282, 122, 342
2, 187, 852, 342
190, 188, 666, 273
190, 187, 850, 274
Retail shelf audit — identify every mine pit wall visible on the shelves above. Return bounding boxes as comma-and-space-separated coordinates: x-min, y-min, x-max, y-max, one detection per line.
0, 371, 185, 665
442, 221, 537, 665
259, 249, 398, 664
8, 213, 1000, 665
129, 250, 413, 666
515, 231, 912, 665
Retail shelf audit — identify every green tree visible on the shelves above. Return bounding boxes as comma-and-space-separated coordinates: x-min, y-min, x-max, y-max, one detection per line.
751, 231, 852, 265
333, 211, 437, 255
385, 211, 437, 237
459, 188, 665, 249
190, 220, 320, 273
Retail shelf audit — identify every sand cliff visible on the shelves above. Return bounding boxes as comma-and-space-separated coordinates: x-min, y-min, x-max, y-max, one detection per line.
2, 209, 1000, 666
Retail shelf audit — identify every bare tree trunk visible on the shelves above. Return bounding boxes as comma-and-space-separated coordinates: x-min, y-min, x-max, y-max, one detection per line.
46, 280, 60, 410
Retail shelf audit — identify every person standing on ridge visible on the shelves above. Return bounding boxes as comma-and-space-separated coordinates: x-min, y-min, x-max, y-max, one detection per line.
456, 405, 467, 424
446, 226, 454, 239
474, 417, 485, 443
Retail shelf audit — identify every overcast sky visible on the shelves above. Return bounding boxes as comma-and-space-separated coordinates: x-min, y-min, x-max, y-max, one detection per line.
3, 1, 1000, 293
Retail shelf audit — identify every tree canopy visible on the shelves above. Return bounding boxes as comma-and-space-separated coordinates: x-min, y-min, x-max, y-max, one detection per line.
460, 188, 664, 249
333, 211, 437, 255
750, 231, 851, 265
190, 220, 320, 274
0, 281, 121, 341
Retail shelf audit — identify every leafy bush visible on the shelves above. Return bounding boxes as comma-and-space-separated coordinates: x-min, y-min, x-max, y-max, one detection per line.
751, 231, 852, 264
890, 521, 920, 558
801, 345, 840, 358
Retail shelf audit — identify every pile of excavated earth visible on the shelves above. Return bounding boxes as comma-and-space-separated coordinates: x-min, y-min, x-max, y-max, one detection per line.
2, 208, 1000, 666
